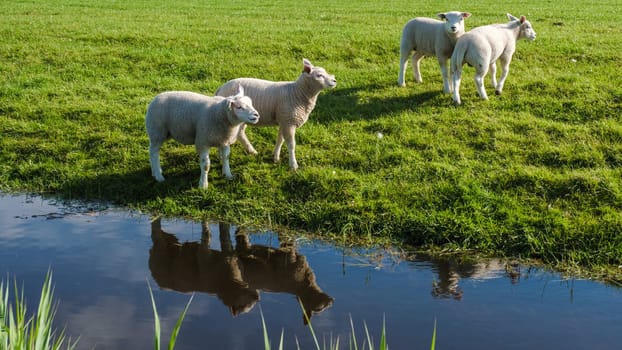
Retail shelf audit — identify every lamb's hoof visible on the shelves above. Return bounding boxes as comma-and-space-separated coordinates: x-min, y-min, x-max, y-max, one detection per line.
225, 175, 234, 181
495, 90, 502, 96
153, 175, 165, 182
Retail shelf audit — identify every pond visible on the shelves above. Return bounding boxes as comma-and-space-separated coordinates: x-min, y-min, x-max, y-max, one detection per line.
1, 193, 621, 350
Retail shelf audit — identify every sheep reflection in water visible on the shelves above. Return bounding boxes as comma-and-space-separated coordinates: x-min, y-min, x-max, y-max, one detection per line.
430, 257, 521, 300
148, 218, 333, 323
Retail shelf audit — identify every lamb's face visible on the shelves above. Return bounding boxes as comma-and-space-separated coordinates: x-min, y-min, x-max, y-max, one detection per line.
310, 67, 337, 89
520, 19, 537, 41
231, 96, 260, 124
439, 11, 471, 35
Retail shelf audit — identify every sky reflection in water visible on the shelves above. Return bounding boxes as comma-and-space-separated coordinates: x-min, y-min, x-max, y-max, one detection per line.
1, 193, 621, 350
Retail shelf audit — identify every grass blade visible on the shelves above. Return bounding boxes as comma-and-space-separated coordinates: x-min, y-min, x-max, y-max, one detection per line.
147, 280, 161, 350
167, 293, 193, 350
1, 280, 8, 349
363, 321, 373, 350
260, 307, 271, 350
299, 298, 321, 350
278, 329, 284, 350
34, 270, 55, 350
12, 282, 28, 349
379, 315, 387, 350
349, 314, 357, 350
430, 318, 437, 350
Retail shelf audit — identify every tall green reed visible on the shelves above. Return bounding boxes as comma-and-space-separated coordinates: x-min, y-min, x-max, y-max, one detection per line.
0, 271, 77, 350
260, 299, 392, 350
261, 301, 437, 350
147, 280, 193, 350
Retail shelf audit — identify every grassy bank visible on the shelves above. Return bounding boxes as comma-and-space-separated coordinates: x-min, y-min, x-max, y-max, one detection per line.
1, 0, 621, 280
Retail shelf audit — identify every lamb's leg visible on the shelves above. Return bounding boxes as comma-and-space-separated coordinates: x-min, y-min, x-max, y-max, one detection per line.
283, 126, 298, 170
489, 61, 498, 90
398, 40, 415, 86
218, 145, 234, 180
474, 66, 489, 100
495, 57, 511, 95
272, 131, 284, 164
198, 149, 210, 189
274, 125, 298, 170
438, 56, 451, 94
412, 52, 425, 83
236, 124, 258, 155
398, 50, 410, 87
452, 68, 462, 105
149, 140, 165, 182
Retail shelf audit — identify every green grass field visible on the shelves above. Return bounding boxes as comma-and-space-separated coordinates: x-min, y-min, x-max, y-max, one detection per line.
1, 0, 621, 281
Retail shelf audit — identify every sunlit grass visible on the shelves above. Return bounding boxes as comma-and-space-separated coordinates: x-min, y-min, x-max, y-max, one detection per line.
0, 272, 77, 350
1, 0, 621, 280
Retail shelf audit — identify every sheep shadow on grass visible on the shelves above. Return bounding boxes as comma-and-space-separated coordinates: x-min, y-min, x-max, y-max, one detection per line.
313, 83, 448, 125
55, 165, 204, 206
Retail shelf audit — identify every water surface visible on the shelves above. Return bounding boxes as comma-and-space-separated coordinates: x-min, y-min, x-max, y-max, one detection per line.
1, 193, 621, 349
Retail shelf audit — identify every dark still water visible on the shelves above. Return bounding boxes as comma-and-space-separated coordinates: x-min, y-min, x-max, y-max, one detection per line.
1, 193, 621, 350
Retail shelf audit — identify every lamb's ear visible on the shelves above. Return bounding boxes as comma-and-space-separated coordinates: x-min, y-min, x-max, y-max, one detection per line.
507, 13, 518, 22
303, 58, 313, 73
437, 13, 447, 20
234, 84, 245, 97
226, 96, 237, 111
520, 15, 526, 23
462, 12, 471, 18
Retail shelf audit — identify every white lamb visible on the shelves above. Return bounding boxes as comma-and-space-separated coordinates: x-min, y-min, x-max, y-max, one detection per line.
145, 86, 260, 189
398, 11, 472, 93
451, 13, 537, 105
215, 58, 336, 170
